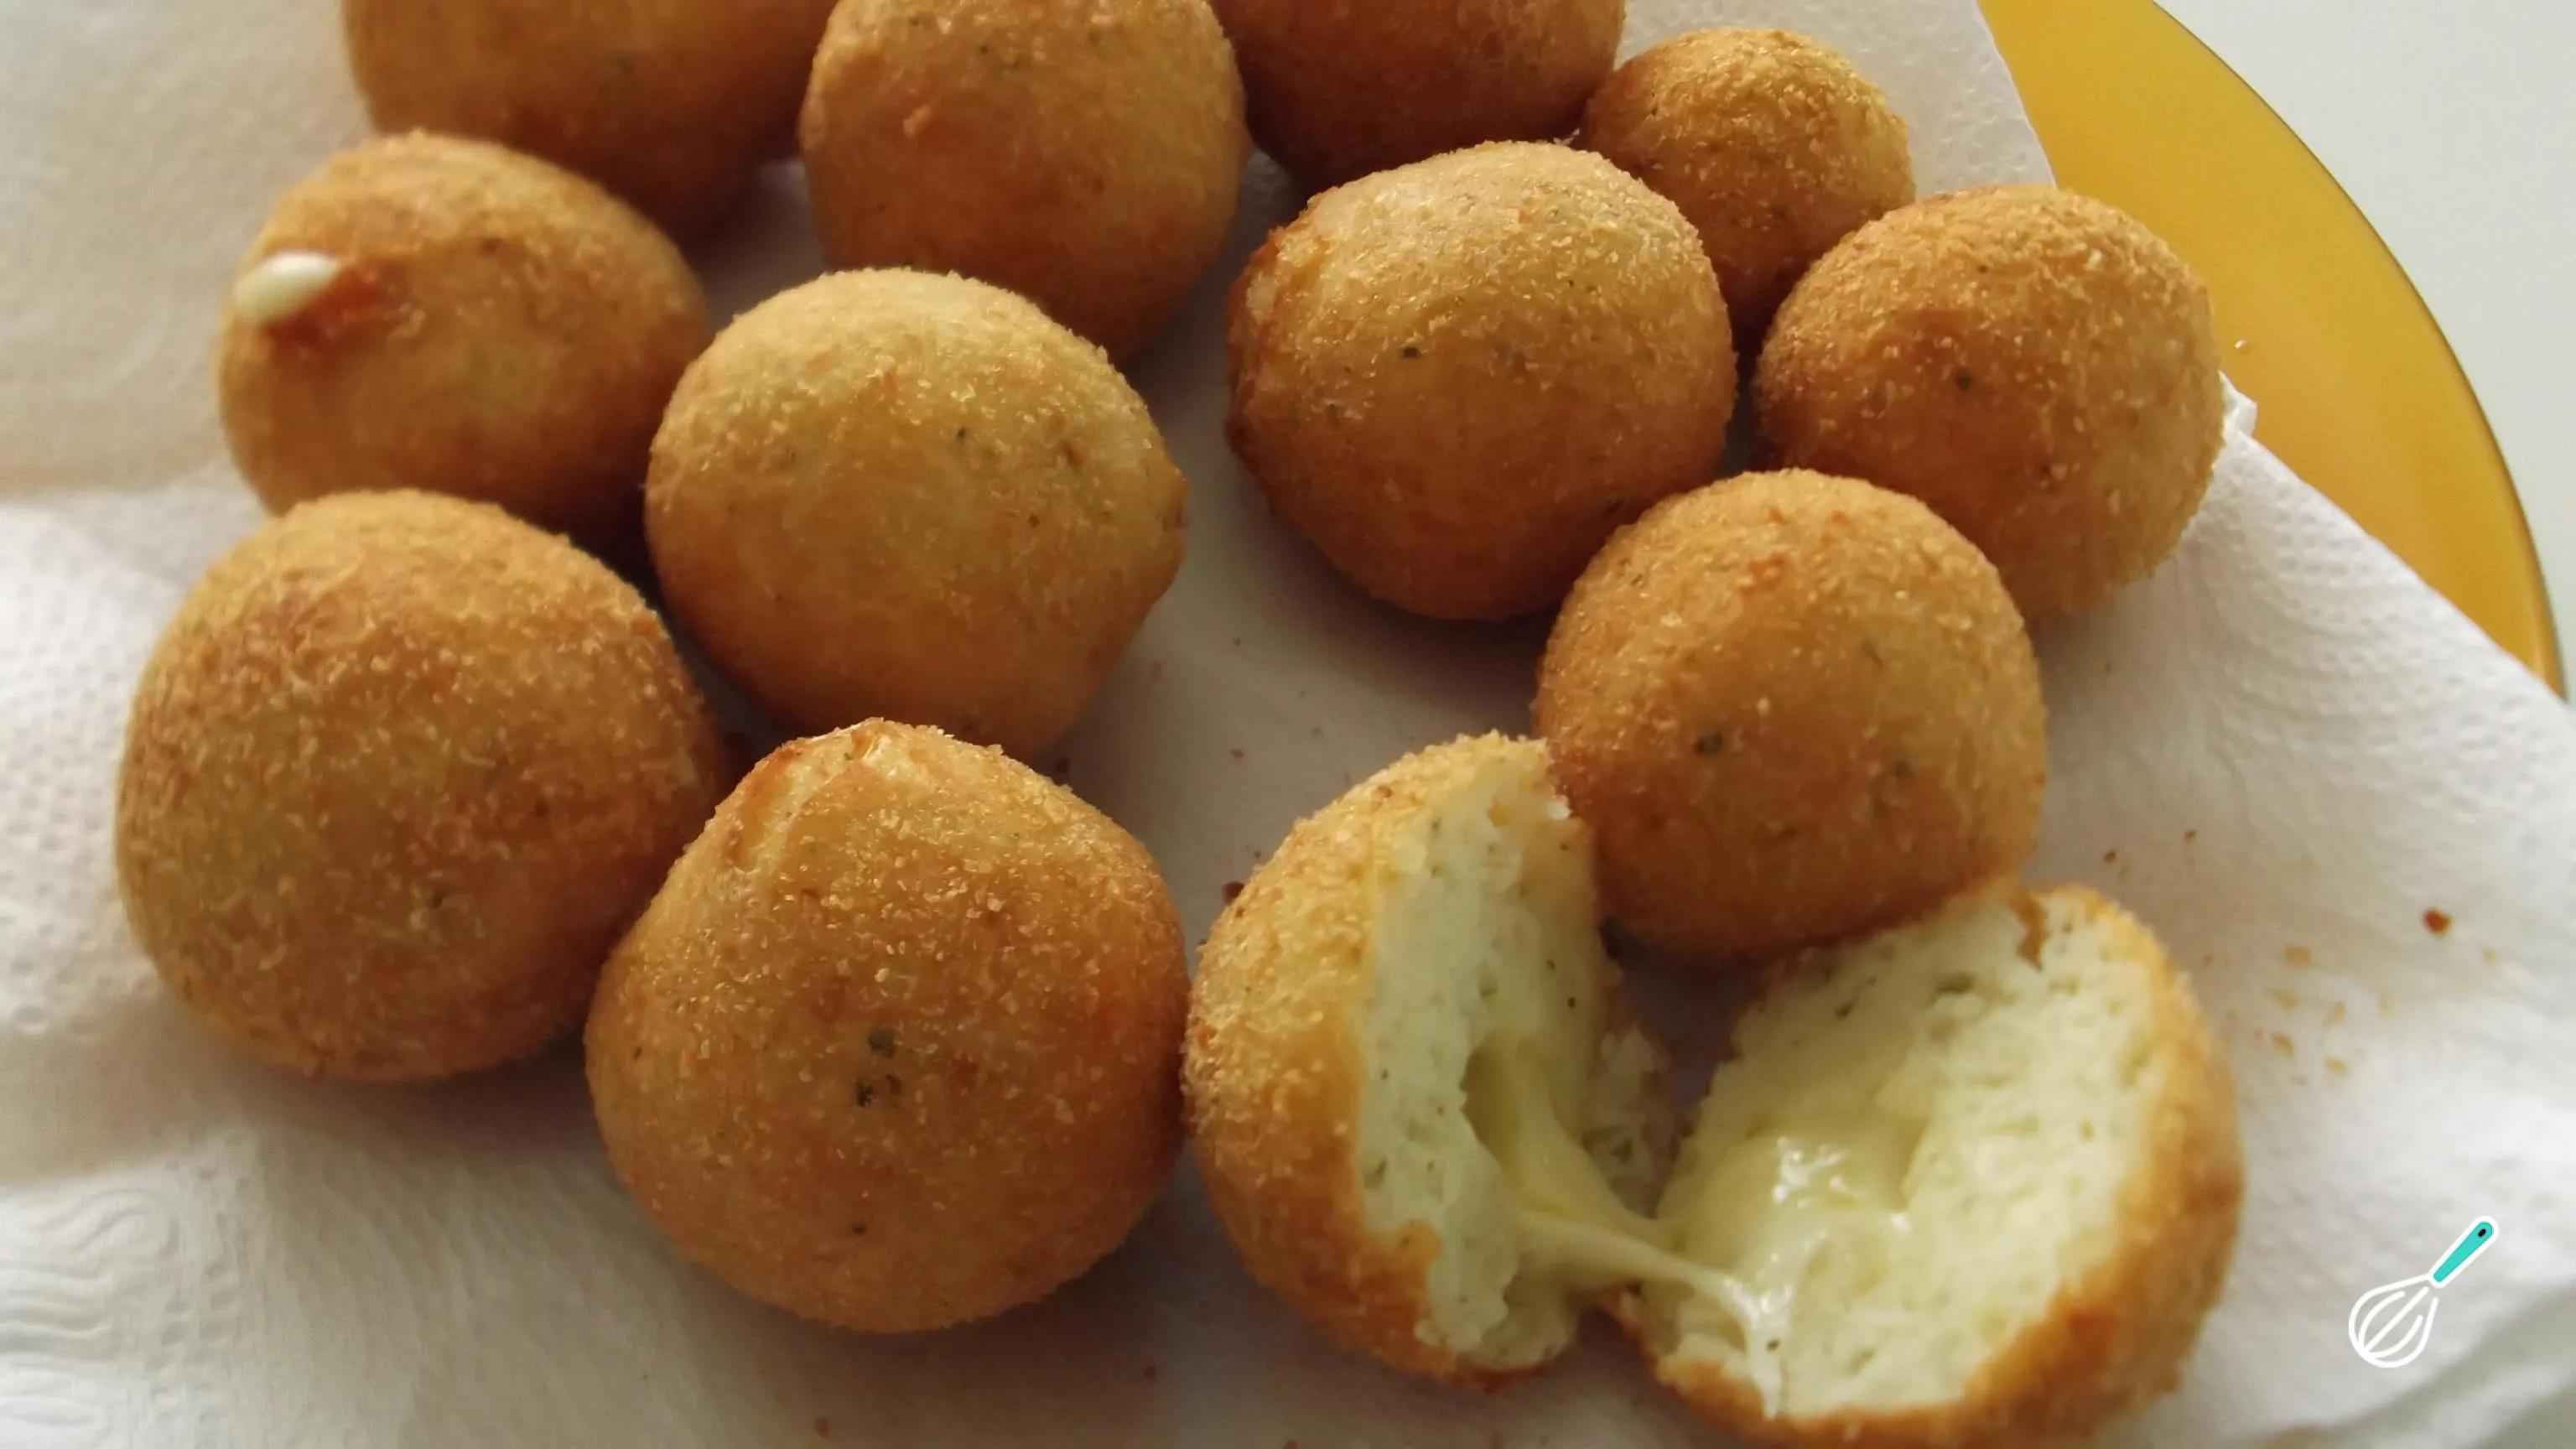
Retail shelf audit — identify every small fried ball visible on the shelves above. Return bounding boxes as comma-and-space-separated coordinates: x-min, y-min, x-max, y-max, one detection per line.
1212, 0, 1623, 190
589, 722, 1189, 1332
647, 271, 1187, 757
342, 0, 839, 233
1582, 29, 1913, 345
800, 0, 1248, 361
115, 492, 728, 1082
1535, 471, 2044, 965
1227, 143, 1733, 621
215, 134, 711, 540
1755, 186, 2225, 618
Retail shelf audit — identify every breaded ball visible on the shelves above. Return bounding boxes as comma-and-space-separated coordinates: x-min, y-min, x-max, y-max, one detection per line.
1755, 186, 2225, 617
115, 492, 728, 1082
1628, 886, 2241, 1447
646, 271, 1187, 756
1226, 143, 1734, 621
1187, 735, 1675, 1383
589, 722, 1189, 1332
216, 133, 711, 540
1582, 29, 1913, 345
1535, 471, 2044, 965
1212, 0, 1623, 189
800, 0, 1248, 361
342, 0, 839, 233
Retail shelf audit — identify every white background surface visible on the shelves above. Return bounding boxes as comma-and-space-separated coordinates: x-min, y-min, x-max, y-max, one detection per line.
2162, 0, 2575, 674
2153, 11, 2576, 1441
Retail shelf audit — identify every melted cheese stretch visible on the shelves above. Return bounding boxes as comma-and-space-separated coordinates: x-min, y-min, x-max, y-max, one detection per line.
1468, 1041, 1759, 1311
1466, 1039, 1917, 1410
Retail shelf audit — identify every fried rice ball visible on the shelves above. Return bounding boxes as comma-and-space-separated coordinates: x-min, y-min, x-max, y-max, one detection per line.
647, 271, 1187, 757
589, 722, 1189, 1332
800, 0, 1248, 361
1626, 886, 2241, 1447
214, 134, 710, 541
1226, 143, 1734, 621
1187, 735, 1676, 1383
115, 492, 728, 1082
1211, 0, 1623, 190
1755, 186, 2225, 618
342, 0, 839, 233
1535, 471, 2045, 965
1582, 29, 1913, 345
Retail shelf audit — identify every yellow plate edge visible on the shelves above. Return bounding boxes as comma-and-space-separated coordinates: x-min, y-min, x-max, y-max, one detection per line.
1982, 0, 2563, 693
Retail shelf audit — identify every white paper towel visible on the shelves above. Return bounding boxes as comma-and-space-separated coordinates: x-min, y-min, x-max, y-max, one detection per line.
4, 0, 2573, 1445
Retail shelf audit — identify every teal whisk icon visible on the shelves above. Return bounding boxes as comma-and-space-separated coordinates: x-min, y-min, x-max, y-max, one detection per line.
2347, 1218, 2496, 1368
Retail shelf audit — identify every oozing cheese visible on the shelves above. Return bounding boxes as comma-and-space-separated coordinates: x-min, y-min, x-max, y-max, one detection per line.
1467, 1038, 1765, 1322
1666, 1114, 1922, 1405
1468, 1033, 1922, 1411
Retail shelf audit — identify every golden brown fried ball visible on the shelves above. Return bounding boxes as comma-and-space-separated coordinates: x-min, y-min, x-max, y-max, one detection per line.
115, 492, 728, 1082
647, 270, 1187, 757
342, 0, 839, 233
1535, 471, 2044, 965
1582, 29, 1913, 345
589, 722, 1189, 1332
800, 0, 1248, 361
1755, 185, 2225, 618
1226, 143, 1734, 621
1212, 0, 1623, 189
215, 133, 711, 541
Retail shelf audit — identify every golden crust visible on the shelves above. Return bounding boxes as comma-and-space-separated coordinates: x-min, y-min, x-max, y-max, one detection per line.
1186, 735, 1555, 1385
1225, 143, 1734, 621
1581, 29, 1913, 345
1644, 886, 2244, 1448
1753, 185, 2225, 618
588, 722, 1188, 1332
1211, 0, 1623, 189
341, 0, 838, 232
1535, 470, 2045, 965
645, 270, 1187, 757
114, 491, 729, 1082
800, 0, 1248, 361
215, 133, 709, 541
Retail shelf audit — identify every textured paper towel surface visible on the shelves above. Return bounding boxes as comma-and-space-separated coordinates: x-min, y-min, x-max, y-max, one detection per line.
4, 0, 2573, 1445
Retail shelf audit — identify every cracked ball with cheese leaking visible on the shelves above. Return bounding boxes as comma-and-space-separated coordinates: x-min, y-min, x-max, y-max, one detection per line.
1185, 735, 2241, 1442
588, 720, 1190, 1333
